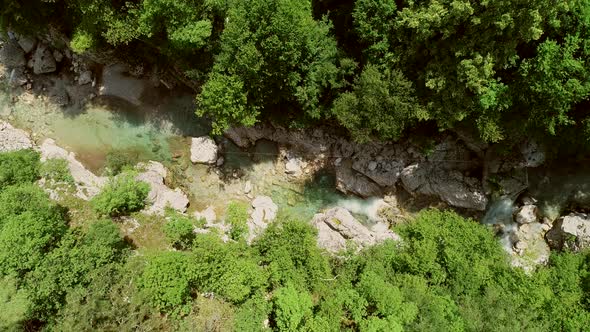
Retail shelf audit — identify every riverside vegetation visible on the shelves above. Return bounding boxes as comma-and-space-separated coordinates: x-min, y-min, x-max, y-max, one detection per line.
3, 0, 590, 331
0, 149, 590, 331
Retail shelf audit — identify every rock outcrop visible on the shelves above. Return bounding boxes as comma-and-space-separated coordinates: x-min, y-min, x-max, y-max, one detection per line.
225, 124, 488, 210
39, 138, 107, 200
190, 136, 218, 165
136, 161, 189, 215
546, 213, 590, 251
312, 207, 399, 253
32, 44, 57, 74
248, 196, 278, 242
515, 205, 538, 224
0, 121, 33, 152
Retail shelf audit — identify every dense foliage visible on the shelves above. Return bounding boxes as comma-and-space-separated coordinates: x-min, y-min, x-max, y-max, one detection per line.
4, 0, 590, 151
91, 172, 150, 217
1, 147, 590, 331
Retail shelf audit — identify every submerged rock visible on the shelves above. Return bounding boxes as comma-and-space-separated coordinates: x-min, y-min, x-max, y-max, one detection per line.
0, 121, 33, 152
312, 207, 399, 253
136, 161, 189, 215
190, 136, 218, 165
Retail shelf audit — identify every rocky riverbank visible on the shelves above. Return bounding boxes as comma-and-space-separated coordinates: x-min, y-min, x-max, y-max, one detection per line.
2, 29, 590, 271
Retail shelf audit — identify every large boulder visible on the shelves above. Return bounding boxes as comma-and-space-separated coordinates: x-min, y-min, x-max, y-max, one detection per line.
136, 161, 189, 215
0, 40, 26, 68
190, 136, 218, 165
33, 44, 57, 74
335, 161, 382, 198
0, 121, 33, 152
515, 205, 538, 224
16, 35, 36, 54
546, 213, 590, 251
248, 196, 278, 242
509, 222, 551, 272
39, 138, 107, 200
401, 164, 487, 211
312, 207, 399, 253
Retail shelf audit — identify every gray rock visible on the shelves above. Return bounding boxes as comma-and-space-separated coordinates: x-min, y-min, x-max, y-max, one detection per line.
190, 136, 218, 164
312, 207, 399, 253
546, 213, 590, 251
0, 40, 26, 67
52, 50, 63, 62
0, 121, 33, 152
194, 206, 217, 224
515, 205, 538, 224
520, 140, 545, 168
8, 67, 27, 87
17, 35, 36, 54
40, 138, 107, 200
136, 161, 189, 215
248, 196, 278, 242
77, 70, 92, 85
336, 162, 382, 198
244, 180, 252, 194
511, 222, 550, 271
401, 163, 488, 211
33, 45, 57, 74
284, 152, 304, 176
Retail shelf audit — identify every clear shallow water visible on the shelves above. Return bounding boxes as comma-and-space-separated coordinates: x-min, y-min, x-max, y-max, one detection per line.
0, 87, 380, 223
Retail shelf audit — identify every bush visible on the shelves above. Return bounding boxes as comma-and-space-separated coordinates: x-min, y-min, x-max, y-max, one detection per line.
139, 252, 193, 316
0, 184, 63, 227
0, 149, 40, 188
226, 201, 249, 241
70, 30, 94, 54
163, 213, 199, 250
40, 158, 74, 184
91, 173, 150, 217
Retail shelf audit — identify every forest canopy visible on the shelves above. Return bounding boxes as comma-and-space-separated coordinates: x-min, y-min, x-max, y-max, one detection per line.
3, 0, 590, 151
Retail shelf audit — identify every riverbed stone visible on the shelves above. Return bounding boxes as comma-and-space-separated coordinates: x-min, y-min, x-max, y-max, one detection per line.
312, 207, 399, 253
190, 136, 218, 164
8, 67, 27, 87
17, 35, 36, 54
0, 40, 26, 68
136, 161, 189, 215
33, 44, 57, 74
0, 121, 33, 152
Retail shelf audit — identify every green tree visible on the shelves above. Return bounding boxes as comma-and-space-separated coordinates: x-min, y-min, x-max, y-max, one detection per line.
225, 201, 249, 241
332, 64, 426, 142
197, 0, 340, 132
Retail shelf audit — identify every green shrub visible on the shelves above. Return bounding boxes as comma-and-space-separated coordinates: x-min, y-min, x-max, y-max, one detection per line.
139, 251, 193, 316
163, 213, 199, 250
40, 158, 74, 184
91, 173, 150, 217
226, 201, 249, 241
0, 149, 40, 188
0, 184, 63, 227
70, 30, 94, 54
